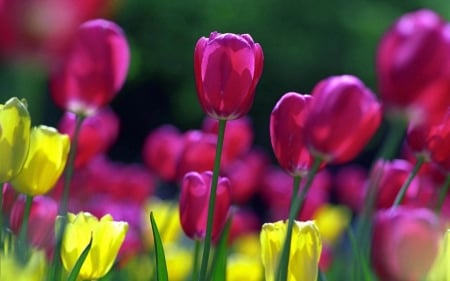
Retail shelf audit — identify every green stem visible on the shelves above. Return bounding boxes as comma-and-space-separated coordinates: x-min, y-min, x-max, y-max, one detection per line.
48, 113, 85, 281
192, 240, 201, 281
376, 116, 407, 160
198, 119, 227, 281
17, 195, 33, 263
436, 174, 450, 214
277, 157, 322, 281
393, 155, 425, 207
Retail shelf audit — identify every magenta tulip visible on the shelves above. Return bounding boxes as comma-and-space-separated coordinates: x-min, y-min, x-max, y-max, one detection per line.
194, 32, 263, 120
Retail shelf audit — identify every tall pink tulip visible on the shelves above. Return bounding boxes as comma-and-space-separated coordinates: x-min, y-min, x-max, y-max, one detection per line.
305, 75, 382, 164
194, 32, 263, 120
270, 92, 315, 176
50, 19, 130, 116
179, 171, 231, 240
376, 9, 450, 122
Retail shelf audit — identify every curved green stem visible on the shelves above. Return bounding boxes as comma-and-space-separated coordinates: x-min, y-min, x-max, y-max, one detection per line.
49, 113, 85, 281
393, 155, 425, 207
198, 119, 227, 281
436, 175, 450, 214
277, 157, 322, 281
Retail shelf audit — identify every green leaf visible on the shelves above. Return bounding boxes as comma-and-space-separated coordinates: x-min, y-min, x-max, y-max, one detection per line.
208, 216, 232, 281
150, 212, 169, 281
67, 234, 93, 281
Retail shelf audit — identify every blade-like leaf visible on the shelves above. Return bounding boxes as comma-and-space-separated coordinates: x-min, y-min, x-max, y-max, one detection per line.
150, 212, 169, 281
208, 216, 232, 281
67, 234, 93, 281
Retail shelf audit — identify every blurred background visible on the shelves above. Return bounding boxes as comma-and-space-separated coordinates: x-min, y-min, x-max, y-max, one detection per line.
1, 0, 450, 164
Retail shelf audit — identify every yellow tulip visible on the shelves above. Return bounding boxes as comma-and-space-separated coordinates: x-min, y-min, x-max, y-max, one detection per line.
165, 243, 192, 281
313, 204, 351, 245
227, 253, 263, 281
61, 212, 128, 280
0, 97, 31, 182
0, 248, 46, 281
426, 229, 450, 280
11, 125, 70, 195
260, 220, 322, 281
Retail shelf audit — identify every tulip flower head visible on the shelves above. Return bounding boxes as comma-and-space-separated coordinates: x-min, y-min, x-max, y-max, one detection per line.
0, 97, 31, 182
305, 75, 382, 164
179, 171, 231, 240
61, 212, 128, 280
50, 19, 130, 116
270, 92, 315, 176
194, 32, 264, 120
11, 125, 70, 196
260, 220, 322, 281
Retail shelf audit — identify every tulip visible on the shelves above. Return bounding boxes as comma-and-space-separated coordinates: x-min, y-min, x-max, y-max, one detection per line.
270, 92, 315, 176
371, 207, 441, 281
228, 254, 263, 281
0, 248, 47, 281
50, 19, 130, 116
376, 9, 450, 123
58, 107, 120, 168
194, 32, 264, 120
305, 75, 382, 164
0, 97, 31, 182
179, 171, 231, 240
312, 204, 351, 245
426, 230, 450, 280
260, 220, 322, 281
61, 212, 128, 280
10, 195, 58, 250
11, 126, 70, 196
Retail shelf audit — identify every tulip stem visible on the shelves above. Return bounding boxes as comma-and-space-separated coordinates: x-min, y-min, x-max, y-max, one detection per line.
393, 155, 425, 207
192, 240, 201, 281
198, 119, 227, 281
17, 195, 33, 263
49, 113, 85, 281
376, 116, 407, 160
436, 174, 450, 214
277, 157, 322, 281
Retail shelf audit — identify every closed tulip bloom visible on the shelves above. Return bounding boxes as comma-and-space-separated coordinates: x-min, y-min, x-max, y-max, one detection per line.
270, 92, 315, 176
194, 32, 264, 120
11, 125, 70, 196
0, 97, 31, 182
371, 207, 441, 281
61, 212, 128, 280
376, 9, 450, 121
179, 171, 231, 240
305, 75, 382, 164
50, 19, 130, 116
260, 220, 322, 281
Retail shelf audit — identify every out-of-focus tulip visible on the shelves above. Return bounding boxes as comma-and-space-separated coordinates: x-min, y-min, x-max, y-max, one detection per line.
228, 254, 263, 281
143, 125, 184, 182
426, 230, 450, 280
260, 220, 322, 281
11, 126, 70, 196
305, 75, 382, 164
376, 9, 450, 123
58, 107, 119, 168
179, 171, 231, 240
202, 116, 254, 163
312, 204, 351, 245
270, 92, 315, 176
334, 165, 367, 212
0, 248, 47, 281
50, 19, 130, 116
10, 195, 58, 250
371, 207, 441, 281
194, 32, 263, 120
2, 183, 18, 217
61, 212, 128, 280
0, 97, 31, 182
165, 244, 192, 281
228, 209, 260, 244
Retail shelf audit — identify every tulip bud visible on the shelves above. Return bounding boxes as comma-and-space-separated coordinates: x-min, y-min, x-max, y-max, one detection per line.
0, 97, 31, 182
260, 220, 322, 281
179, 171, 231, 240
194, 32, 264, 120
270, 92, 315, 176
61, 212, 128, 280
11, 125, 70, 196
50, 19, 130, 116
305, 75, 382, 164
371, 207, 441, 281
